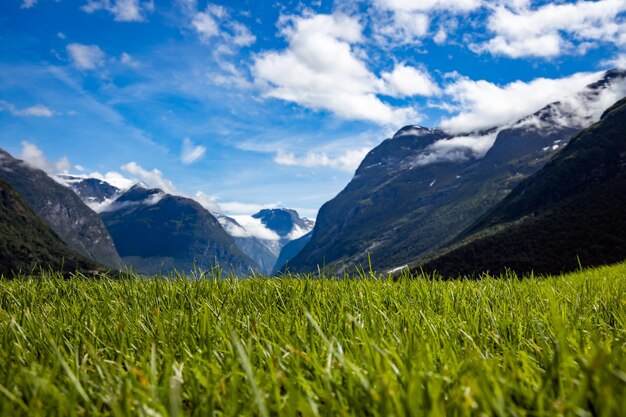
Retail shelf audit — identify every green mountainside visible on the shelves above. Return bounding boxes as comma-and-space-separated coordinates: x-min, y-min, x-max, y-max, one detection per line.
0, 177, 98, 276
0, 149, 122, 269
100, 184, 258, 275
418, 97, 626, 276
289, 71, 625, 274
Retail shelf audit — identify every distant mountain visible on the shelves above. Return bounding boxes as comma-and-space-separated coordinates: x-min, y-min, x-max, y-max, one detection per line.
0, 149, 122, 269
100, 183, 258, 275
0, 177, 99, 276
252, 209, 315, 238
57, 174, 122, 211
217, 208, 314, 274
216, 214, 279, 274
288, 70, 626, 274
273, 231, 312, 274
417, 96, 626, 277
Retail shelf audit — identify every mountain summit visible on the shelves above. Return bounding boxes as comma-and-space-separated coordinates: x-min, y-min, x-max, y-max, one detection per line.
418, 96, 626, 276
0, 149, 122, 269
218, 208, 314, 274
287, 70, 626, 274
100, 184, 258, 275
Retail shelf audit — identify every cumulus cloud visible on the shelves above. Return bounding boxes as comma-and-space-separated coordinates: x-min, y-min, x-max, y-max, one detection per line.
253, 13, 431, 125
440, 71, 604, 132
19, 141, 76, 174
121, 162, 178, 194
180, 137, 206, 165
66, 43, 106, 70
0, 101, 54, 117
381, 64, 441, 97
81, 0, 154, 22
475, 0, 626, 58
274, 147, 371, 173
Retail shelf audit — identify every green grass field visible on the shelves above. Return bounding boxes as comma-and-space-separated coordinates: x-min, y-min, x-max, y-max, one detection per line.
1, 264, 626, 416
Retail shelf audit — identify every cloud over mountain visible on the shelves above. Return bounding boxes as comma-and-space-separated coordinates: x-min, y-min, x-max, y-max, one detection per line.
253, 13, 437, 126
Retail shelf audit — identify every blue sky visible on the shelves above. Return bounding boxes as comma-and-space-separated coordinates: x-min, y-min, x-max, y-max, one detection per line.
1, 0, 625, 218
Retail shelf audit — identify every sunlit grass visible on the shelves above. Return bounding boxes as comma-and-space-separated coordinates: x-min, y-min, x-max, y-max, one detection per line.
1, 263, 626, 416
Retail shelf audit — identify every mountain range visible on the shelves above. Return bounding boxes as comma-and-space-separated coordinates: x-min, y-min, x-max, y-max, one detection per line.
1, 70, 625, 278
60, 173, 313, 274
416, 96, 626, 276
217, 209, 314, 274
287, 69, 626, 274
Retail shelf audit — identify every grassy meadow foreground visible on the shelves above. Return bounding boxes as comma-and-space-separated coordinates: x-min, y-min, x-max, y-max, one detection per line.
1, 265, 626, 416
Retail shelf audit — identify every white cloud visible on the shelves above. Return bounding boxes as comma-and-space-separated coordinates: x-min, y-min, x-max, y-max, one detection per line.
372, 9, 430, 45
88, 171, 135, 190
66, 43, 106, 70
253, 13, 423, 125
274, 147, 370, 173
17, 142, 135, 190
195, 191, 281, 217
381, 64, 440, 97
180, 137, 206, 165
228, 215, 281, 240
433, 26, 447, 44
219, 201, 279, 216
603, 53, 626, 69
189, 3, 256, 47
18, 105, 54, 117
230, 21, 256, 46
121, 162, 178, 194
374, 0, 481, 12
21, 0, 36, 9
476, 0, 626, 58
371, 0, 479, 45
440, 71, 605, 132
0, 101, 54, 117
57, 32, 66, 39
193, 191, 222, 213
413, 130, 500, 166
81, 0, 154, 22
120, 52, 140, 67
19, 141, 77, 174
192, 5, 221, 39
